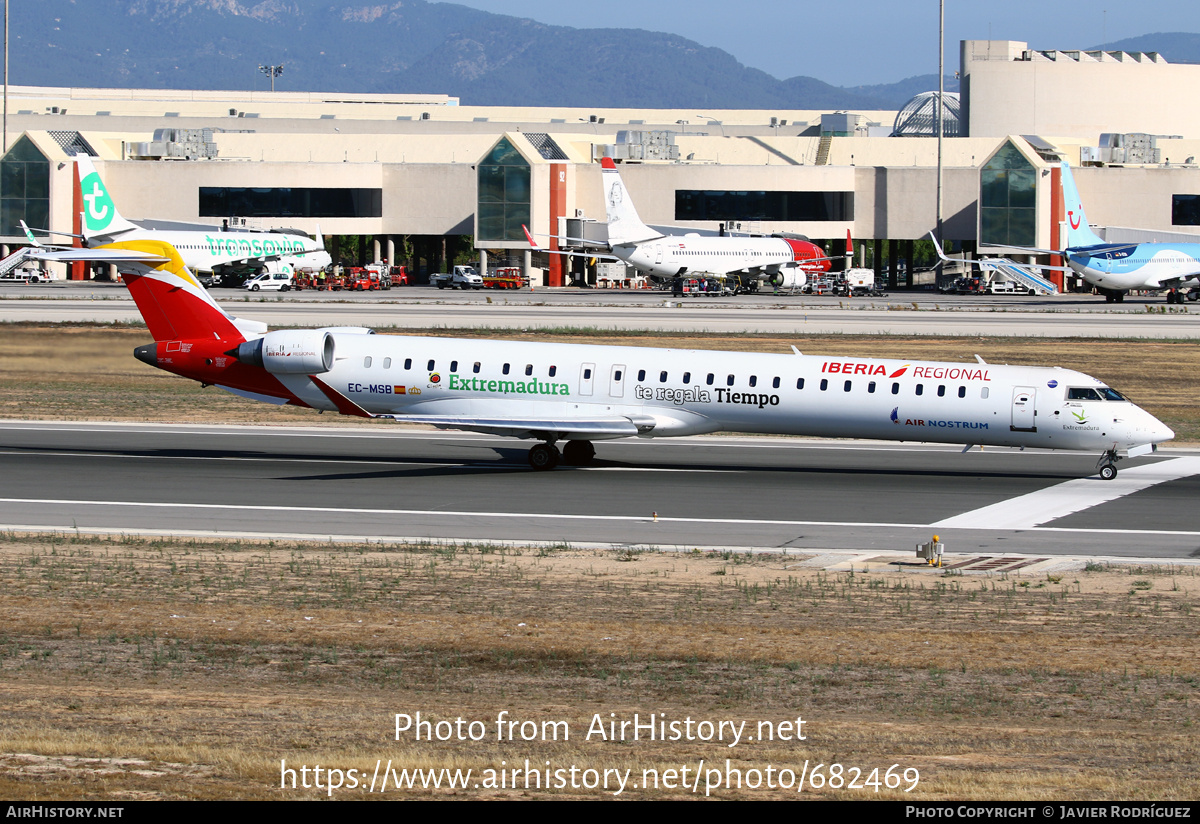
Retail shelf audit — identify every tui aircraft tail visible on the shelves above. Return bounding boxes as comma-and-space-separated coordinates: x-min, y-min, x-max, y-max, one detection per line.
600, 157, 664, 246
1060, 161, 1105, 248
104, 240, 247, 343
75, 155, 142, 242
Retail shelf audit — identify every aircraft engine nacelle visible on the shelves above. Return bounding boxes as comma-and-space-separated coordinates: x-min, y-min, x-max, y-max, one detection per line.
768, 269, 806, 289
231, 330, 334, 374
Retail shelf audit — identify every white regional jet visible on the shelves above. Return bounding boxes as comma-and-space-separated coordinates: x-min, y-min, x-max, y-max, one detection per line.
89, 238, 1171, 479
1003, 162, 1200, 303
598, 157, 831, 289
23, 155, 330, 280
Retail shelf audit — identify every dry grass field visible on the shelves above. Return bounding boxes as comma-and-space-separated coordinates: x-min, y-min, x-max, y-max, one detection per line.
0, 534, 1197, 800
0, 323, 1198, 799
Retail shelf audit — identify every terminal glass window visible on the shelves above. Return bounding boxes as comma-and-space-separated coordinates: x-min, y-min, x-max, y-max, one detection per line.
200, 188, 381, 218
980, 141, 1036, 248
676, 190, 853, 222
1, 137, 50, 239
1172, 195, 1200, 226
477, 137, 530, 242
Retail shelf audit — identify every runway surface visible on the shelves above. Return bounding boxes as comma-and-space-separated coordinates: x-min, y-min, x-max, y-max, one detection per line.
3, 421, 1197, 561
2, 285, 1198, 336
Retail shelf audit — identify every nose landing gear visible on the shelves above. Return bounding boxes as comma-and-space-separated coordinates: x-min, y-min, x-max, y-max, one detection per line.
1096, 448, 1120, 480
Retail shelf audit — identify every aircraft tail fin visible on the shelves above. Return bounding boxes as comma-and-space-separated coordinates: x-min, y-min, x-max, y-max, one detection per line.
104, 240, 246, 343
1060, 161, 1105, 247
75, 155, 141, 241
600, 157, 663, 246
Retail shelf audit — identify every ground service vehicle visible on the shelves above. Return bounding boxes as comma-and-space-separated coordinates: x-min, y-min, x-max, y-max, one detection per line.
431, 266, 484, 289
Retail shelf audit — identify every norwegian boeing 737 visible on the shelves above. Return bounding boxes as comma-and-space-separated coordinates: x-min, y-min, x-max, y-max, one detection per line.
21, 155, 330, 280
81, 238, 1171, 479
597, 157, 831, 289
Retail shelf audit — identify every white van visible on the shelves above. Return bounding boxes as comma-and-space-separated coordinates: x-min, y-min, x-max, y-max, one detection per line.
242, 271, 294, 292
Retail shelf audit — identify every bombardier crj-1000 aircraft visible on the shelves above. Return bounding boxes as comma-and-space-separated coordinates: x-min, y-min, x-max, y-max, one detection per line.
89, 239, 1171, 478
598, 157, 830, 289
23, 155, 330, 280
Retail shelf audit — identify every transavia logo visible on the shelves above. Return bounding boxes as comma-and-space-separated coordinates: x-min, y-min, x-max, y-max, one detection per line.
80, 173, 114, 232
1072, 410, 1088, 425
890, 406, 900, 424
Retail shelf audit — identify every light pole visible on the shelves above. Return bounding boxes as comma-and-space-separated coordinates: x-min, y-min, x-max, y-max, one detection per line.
259, 63, 284, 92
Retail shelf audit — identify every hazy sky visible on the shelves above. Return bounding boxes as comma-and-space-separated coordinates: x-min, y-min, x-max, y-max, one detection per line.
439, 1, 1200, 86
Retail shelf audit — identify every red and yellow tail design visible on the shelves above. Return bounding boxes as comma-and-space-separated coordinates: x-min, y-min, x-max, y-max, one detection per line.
102, 240, 244, 343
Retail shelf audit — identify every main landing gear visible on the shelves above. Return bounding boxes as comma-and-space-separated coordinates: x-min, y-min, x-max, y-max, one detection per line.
1096, 448, 1120, 481
527, 440, 596, 470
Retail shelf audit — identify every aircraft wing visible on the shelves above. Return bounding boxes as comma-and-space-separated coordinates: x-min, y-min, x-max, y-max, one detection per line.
13, 247, 169, 263
307, 375, 653, 439
928, 232, 1072, 271
522, 225, 620, 261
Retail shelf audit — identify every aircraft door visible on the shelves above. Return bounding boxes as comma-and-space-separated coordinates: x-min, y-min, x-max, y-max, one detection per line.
579, 363, 595, 397
1011, 386, 1037, 432
655, 244, 663, 264
609, 364, 626, 398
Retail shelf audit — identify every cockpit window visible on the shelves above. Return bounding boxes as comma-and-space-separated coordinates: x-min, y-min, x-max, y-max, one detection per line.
1068, 387, 1128, 401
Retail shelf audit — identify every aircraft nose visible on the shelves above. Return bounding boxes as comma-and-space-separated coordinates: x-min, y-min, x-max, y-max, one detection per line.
1138, 407, 1174, 444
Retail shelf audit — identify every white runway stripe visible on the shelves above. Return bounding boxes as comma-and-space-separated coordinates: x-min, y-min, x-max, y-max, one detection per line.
932, 457, 1200, 530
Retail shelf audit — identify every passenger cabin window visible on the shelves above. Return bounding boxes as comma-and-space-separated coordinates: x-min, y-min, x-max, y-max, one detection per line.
383, 358, 392, 369
707, 373, 715, 385
525, 364, 533, 376
958, 386, 966, 398
660, 371, 668, 383
503, 363, 511, 375
796, 378, 805, 390
364, 356, 372, 368
614, 370, 623, 381
450, 360, 458, 372
427, 359, 435, 371
726, 374, 735, 387
981, 387, 990, 399
772, 377, 780, 389
820, 379, 828, 391
937, 385, 946, 397
404, 358, 412, 370
915, 384, 924, 396
473, 362, 481, 373
844, 380, 852, 392
749, 375, 758, 387
683, 372, 691, 384
584, 368, 592, 379
868, 381, 876, 393
638, 369, 646, 381
549, 365, 557, 377
892, 382, 900, 395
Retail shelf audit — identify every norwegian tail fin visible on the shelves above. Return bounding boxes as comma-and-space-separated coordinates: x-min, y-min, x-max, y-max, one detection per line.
104, 240, 246, 343
75, 155, 141, 241
1060, 161, 1105, 248
600, 157, 663, 246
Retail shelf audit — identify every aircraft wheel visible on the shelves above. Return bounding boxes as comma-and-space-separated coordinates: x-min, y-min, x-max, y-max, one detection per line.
1099, 463, 1118, 481
528, 443, 560, 471
562, 440, 595, 466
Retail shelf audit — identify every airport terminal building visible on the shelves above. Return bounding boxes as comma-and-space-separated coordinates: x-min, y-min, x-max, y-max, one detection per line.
3, 39, 1200, 287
